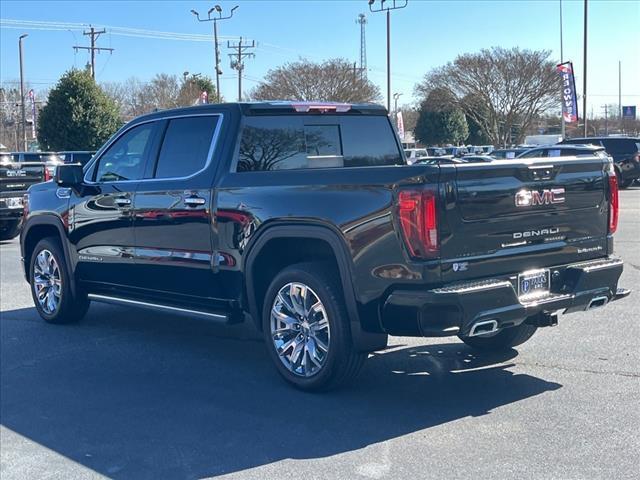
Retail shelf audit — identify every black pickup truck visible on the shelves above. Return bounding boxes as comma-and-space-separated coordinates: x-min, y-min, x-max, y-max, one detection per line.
1, 152, 49, 240
20, 102, 630, 390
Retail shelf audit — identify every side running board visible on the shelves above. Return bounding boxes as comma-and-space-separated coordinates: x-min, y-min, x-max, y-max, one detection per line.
87, 293, 230, 323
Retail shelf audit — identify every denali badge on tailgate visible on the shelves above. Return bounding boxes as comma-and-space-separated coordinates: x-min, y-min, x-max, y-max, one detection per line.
515, 188, 565, 207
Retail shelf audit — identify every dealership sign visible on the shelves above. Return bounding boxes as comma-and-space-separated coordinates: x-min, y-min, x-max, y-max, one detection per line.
622, 105, 636, 119
557, 62, 578, 123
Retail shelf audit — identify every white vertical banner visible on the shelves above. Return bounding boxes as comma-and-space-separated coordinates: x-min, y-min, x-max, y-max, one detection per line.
396, 111, 405, 140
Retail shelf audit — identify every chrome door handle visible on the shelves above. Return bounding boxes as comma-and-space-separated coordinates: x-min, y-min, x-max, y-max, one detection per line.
184, 196, 206, 207
114, 197, 131, 206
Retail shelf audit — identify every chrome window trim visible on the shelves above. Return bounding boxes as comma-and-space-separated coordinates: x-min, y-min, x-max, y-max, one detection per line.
83, 112, 224, 184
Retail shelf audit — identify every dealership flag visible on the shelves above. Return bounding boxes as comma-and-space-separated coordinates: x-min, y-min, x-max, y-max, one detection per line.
557, 62, 578, 123
396, 111, 405, 140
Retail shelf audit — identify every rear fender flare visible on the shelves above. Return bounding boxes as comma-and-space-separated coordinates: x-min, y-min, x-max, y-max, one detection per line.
243, 223, 387, 352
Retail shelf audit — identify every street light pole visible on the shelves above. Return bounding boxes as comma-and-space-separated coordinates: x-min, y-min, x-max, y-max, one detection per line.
191, 5, 238, 103
18, 33, 28, 151
369, 0, 408, 113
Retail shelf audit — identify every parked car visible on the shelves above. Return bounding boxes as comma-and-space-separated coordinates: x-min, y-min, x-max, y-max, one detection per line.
480, 145, 495, 154
443, 146, 468, 157
560, 137, 640, 188
491, 148, 531, 159
403, 148, 429, 165
57, 151, 95, 167
9, 152, 63, 178
21, 101, 629, 391
426, 147, 447, 157
0, 152, 49, 241
516, 144, 609, 160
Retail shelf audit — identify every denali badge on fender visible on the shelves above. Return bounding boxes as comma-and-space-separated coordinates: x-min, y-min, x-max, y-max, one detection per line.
515, 188, 565, 207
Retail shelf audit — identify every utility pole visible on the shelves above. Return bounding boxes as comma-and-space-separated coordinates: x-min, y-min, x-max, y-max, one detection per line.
73, 25, 114, 80
191, 5, 238, 103
227, 37, 255, 102
582, 0, 588, 137
369, 0, 408, 112
559, 0, 565, 138
356, 13, 367, 80
18, 33, 28, 151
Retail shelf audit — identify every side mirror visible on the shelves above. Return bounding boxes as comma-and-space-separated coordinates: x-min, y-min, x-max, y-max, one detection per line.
55, 163, 84, 188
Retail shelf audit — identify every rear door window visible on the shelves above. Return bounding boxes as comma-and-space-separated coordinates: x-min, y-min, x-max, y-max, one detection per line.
154, 116, 219, 179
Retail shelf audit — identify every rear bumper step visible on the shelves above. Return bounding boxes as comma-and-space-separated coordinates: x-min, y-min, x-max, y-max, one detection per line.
381, 256, 629, 338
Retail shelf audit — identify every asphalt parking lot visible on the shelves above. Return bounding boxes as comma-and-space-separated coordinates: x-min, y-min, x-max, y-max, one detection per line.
1, 186, 639, 480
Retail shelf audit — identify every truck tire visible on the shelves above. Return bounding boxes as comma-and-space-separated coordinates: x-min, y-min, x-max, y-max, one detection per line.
262, 262, 366, 391
0, 220, 21, 241
459, 323, 537, 351
620, 178, 634, 189
29, 237, 89, 324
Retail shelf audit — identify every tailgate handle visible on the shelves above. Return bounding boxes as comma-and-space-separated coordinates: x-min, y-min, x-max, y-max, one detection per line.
528, 165, 554, 181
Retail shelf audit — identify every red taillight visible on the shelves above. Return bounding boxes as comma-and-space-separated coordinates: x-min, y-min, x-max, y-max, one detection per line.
23, 194, 29, 218
608, 170, 619, 234
43, 168, 52, 182
397, 190, 438, 259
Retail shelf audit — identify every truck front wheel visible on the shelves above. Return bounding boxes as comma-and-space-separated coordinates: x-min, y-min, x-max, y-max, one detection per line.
459, 323, 537, 351
262, 262, 366, 391
29, 237, 89, 324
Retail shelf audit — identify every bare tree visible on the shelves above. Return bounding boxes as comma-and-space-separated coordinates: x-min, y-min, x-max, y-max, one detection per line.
250, 58, 381, 104
415, 47, 560, 145
147, 73, 181, 110
102, 77, 156, 121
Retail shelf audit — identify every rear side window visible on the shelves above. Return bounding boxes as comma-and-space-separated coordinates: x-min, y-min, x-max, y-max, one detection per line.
237, 117, 305, 171
236, 115, 402, 171
155, 116, 219, 178
600, 138, 639, 155
339, 116, 403, 167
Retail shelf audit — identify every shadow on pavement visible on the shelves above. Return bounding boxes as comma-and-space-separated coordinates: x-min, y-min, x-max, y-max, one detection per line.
1, 303, 561, 479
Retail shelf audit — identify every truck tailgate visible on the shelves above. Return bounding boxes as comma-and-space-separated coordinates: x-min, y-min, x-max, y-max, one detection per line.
440, 157, 610, 282
0, 162, 47, 194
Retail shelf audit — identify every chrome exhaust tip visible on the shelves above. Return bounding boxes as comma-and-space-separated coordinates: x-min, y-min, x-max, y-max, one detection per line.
469, 319, 499, 337
587, 296, 608, 310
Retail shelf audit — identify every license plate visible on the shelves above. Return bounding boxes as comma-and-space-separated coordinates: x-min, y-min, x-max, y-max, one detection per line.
518, 269, 550, 299
5, 196, 23, 209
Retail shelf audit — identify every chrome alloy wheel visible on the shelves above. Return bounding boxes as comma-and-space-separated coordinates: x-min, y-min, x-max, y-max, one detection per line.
270, 282, 330, 377
33, 249, 62, 315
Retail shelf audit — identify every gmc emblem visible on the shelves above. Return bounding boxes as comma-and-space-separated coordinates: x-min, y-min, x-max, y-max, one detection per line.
515, 188, 565, 207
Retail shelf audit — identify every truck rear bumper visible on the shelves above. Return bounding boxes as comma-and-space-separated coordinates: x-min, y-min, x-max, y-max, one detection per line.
381, 256, 629, 338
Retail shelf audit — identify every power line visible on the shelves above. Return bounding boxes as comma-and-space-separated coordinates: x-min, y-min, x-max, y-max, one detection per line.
73, 26, 114, 79
227, 37, 255, 102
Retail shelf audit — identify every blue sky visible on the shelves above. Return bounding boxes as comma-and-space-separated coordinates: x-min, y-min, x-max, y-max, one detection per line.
1, 0, 638, 116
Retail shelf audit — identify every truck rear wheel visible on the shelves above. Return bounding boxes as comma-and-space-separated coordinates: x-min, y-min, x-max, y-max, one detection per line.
262, 262, 366, 391
0, 220, 21, 241
29, 237, 89, 324
459, 323, 537, 351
